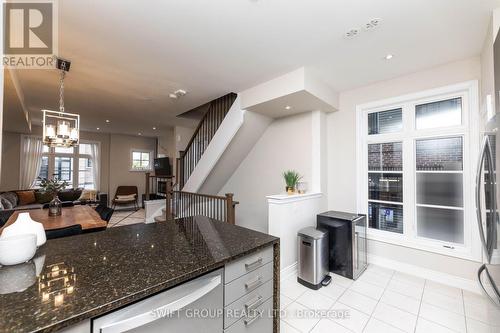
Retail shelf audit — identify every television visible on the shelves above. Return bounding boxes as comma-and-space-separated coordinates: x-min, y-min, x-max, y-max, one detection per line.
154, 157, 172, 176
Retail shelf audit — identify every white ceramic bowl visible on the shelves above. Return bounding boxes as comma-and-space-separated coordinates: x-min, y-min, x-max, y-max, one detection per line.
0, 234, 37, 266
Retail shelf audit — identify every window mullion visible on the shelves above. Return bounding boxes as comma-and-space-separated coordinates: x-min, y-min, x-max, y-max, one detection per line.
403, 136, 415, 240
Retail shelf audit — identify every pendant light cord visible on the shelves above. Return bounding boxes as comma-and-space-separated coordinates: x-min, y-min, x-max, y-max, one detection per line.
59, 68, 65, 114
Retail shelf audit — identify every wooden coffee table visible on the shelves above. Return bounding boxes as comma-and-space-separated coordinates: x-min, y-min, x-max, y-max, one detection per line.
0, 205, 107, 234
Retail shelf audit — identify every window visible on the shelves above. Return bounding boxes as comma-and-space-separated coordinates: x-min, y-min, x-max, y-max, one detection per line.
78, 157, 94, 189
54, 156, 73, 183
368, 108, 403, 135
131, 150, 152, 171
36, 142, 99, 189
368, 142, 404, 234
357, 82, 478, 260
415, 137, 464, 244
415, 98, 462, 130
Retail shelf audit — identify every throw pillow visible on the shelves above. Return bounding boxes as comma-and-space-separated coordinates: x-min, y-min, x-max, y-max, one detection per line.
0, 197, 13, 210
15, 190, 37, 206
116, 194, 136, 200
79, 189, 97, 201
35, 191, 53, 204
0, 192, 18, 207
58, 188, 83, 202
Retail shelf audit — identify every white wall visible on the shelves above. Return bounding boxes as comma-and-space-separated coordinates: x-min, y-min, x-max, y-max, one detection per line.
108, 134, 156, 200
268, 194, 325, 270
157, 128, 175, 159
174, 126, 196, 157
327, 57, 483, 281
481, 19, 495, 121
219, 112, 314, 232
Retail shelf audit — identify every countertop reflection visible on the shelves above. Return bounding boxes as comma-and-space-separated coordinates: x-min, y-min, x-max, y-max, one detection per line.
0, 216, 278, 333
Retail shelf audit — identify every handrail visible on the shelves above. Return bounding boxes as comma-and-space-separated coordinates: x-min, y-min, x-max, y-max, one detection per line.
177, 93, 237, 189
173, 190, 239, 204
146, 173, 238, 224
171, 191, 237, 225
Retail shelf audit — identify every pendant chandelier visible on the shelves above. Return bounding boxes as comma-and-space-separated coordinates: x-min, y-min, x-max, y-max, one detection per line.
42, 58, 80, 148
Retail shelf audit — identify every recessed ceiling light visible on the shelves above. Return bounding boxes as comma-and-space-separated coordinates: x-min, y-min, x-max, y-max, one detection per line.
365, 18, 382, 30
138, 132, 142, 136
96, 127, 100, 130
152, 127, 157, 130
285, 106, 291, 110
385, 54, 394, 60
344, 29, 360, 38
105, 119, 110, 123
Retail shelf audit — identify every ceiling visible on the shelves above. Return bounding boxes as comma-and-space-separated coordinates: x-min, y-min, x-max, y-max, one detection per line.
3, 0, 499, 136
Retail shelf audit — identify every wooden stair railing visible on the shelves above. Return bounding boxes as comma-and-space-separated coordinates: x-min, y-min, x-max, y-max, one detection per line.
171, 191, 238, 225
146, 173, 238, 224
176, 93, 237, 189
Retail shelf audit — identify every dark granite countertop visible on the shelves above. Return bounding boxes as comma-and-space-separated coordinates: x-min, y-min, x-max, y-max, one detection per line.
0, 216, 279, 333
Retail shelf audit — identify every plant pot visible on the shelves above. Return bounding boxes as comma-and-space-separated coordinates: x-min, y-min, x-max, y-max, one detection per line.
286, 186, 295, 195
297, 181, 308, 194
48, 194, 62, 217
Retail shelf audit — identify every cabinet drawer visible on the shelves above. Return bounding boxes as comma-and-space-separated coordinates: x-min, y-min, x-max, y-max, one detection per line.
224, 279, 273, 328
225, 246, 273, 284
224, 298, 273, 333
225, 261, 273, 306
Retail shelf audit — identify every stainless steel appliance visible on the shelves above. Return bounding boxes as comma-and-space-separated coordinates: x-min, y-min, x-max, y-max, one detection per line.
297, 227, 328, 289
92, 269, 223, 332
476, 114, 500, 310
317, 211, 367, 280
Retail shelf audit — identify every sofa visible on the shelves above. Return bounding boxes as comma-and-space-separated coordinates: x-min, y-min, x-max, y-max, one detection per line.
0, 189, 108, 212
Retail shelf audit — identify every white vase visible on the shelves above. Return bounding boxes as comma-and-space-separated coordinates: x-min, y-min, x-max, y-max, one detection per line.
1, 212, 46, 247
0, 234, 37, 266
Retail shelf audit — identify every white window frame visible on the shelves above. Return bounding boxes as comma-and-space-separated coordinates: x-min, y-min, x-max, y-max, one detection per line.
33, 140, 101, 190
130, 149, 153, 172
356, 81, 481, 261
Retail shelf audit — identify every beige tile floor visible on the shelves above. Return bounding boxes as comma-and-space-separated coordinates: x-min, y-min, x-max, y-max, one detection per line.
280, 265, 500, 333
108, 208, 145, 228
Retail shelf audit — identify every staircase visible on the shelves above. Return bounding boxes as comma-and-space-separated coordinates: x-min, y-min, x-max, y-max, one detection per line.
177, 93, 237, 189
148, 93, 239, 223
148, 91, 271, 223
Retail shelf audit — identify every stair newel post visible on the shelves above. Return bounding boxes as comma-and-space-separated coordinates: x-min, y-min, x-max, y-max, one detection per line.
145, 172, 150, 201
166, 177, 173, 221
225, 193, 235, 225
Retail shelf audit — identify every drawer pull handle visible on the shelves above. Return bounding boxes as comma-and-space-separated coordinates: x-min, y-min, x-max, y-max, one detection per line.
245, 276, 262, 290
245, 257, 263, 271
244, 295, 263, 312
244, 314, 260, 327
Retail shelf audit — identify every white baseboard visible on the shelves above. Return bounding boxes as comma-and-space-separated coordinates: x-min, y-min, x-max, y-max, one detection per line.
280, 257, 481, 294
280, 262, 297, 282
368, 254, 481, 294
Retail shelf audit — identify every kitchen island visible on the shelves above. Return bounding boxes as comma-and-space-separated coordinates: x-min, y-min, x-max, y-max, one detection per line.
0, 216, 280, 333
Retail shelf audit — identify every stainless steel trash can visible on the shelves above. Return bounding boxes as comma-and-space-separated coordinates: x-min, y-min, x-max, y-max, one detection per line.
297, 227, 328, 290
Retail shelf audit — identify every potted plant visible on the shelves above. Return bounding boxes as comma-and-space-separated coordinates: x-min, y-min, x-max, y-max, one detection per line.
282, 170, 302, 195
38, 177, 68, 216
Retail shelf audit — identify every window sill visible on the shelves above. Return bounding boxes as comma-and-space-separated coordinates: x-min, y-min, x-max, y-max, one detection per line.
366, 229, 480, 262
